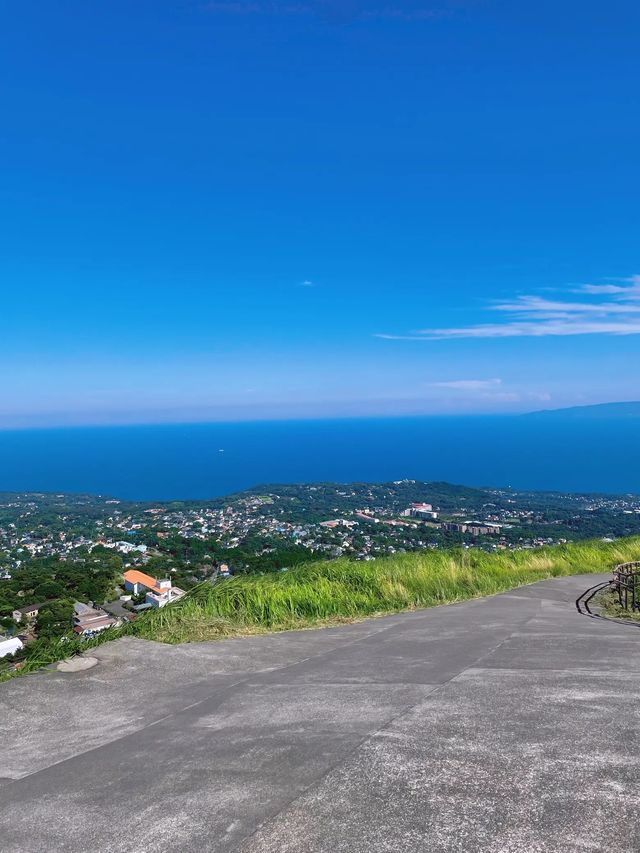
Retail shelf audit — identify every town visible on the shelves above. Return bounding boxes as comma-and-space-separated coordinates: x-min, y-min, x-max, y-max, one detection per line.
2, 479, 640, 666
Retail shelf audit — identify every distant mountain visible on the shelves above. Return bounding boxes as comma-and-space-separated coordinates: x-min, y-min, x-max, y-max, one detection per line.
527, 402, 640, 419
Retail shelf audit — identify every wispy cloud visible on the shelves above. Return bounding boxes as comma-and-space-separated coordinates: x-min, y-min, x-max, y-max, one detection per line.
577, 277, 640, 297
432, 378, 502, 391
299, 279, 315, 287
378, 275, 640, 340
426, 377, 551, 406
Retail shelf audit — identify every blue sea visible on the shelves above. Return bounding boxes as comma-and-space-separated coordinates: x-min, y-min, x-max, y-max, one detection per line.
0, 415, 638, 500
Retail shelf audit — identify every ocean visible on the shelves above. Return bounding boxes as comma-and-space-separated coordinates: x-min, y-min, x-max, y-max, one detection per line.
0, 415, 637, 500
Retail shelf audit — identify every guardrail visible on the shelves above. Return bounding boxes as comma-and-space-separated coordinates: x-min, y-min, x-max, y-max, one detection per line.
612, 561, 640, 612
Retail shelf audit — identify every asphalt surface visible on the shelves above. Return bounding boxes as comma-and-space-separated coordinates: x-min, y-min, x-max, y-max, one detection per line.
1, 573, 639, 852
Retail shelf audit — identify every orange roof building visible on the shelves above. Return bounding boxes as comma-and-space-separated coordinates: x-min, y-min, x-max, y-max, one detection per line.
123, 569, 186, 609
122, 569, 159, 594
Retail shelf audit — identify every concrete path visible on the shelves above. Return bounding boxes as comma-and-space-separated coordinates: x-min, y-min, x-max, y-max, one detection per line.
1, 573, 639, 852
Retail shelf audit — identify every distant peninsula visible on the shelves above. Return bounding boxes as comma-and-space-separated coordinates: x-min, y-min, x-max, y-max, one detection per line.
526, 401, 640, 419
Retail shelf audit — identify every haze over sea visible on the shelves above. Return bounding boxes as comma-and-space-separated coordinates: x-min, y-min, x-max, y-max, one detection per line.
0, 414, 637, 500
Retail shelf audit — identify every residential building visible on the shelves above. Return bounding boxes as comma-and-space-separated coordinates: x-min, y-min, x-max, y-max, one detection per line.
144, 579, 186, 608
122, 569, 185, 609
123, 569, 159, 596
12, 601, 53, 624
73, 602, 118, 636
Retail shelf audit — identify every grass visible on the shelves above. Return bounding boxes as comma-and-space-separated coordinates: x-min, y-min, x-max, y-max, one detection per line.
0, 625, 126, 682
133, 537, 640, 643
594, 587, 640, 622
2, 536, 638, 682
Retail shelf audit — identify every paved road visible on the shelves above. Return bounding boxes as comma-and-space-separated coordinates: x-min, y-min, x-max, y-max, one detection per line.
1, 573, 639, 852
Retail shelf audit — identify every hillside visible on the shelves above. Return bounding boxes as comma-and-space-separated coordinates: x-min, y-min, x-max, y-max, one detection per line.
131, 537, 639, 644
4, 536, 638, 682
527, 401, 640, 419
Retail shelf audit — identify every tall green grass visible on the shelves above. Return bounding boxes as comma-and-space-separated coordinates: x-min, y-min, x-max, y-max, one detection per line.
133, 537, 640, 643
2, 537, 637, 682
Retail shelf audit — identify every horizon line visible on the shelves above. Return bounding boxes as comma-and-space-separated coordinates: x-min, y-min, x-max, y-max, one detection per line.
0, 400, 638, 432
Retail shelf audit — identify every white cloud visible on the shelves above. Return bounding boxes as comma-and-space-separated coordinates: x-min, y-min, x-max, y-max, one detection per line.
299, 279, 315, 287
493, 296, 640, 316
378, 274, 640, 340
426, 378, 552, 407
576, 274, 640, 297
432, 378, 502, 391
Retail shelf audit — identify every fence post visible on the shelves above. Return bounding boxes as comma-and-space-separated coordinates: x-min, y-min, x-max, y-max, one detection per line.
614, 561, 640, 613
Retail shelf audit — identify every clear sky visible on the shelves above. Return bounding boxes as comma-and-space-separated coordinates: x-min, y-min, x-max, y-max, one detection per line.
2, 0, 639, 427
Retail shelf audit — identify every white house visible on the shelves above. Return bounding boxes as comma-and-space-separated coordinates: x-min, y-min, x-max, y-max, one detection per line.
12, 601, 49, 624
144, 579, 186, 609
123, 569, 158, 595
122, 570, 185, 609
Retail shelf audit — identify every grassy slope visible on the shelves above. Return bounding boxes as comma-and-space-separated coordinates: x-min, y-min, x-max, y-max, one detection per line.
134, 537, 640, 643
595, 587, 640, 622
2, 537, 638, 682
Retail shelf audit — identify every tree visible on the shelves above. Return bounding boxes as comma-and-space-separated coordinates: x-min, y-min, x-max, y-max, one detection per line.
35, 599, 74, 640
33, 580, 64, 600
0, 593, 17, 618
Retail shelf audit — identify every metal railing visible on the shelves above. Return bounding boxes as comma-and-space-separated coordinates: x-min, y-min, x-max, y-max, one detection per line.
612, 561, 640, 612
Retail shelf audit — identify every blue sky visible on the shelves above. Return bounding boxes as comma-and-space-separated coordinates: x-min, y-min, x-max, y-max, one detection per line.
1, 0, 639, 427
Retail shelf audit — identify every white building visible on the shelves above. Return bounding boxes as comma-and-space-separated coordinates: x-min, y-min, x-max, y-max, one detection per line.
72, 602, 118, 636
122, 570, 185, 609
408, 504, 439, 520
0, 637, 24, 659
12, 601, 48, 624
145, 579, 186, 609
